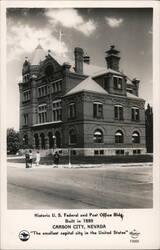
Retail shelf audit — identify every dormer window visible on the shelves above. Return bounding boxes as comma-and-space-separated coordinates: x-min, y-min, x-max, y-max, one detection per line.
113, 76, 123, 90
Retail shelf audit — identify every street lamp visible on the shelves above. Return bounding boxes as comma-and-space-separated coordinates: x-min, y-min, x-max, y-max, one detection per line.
52, 135, 56, 153
68, 147, 72, 168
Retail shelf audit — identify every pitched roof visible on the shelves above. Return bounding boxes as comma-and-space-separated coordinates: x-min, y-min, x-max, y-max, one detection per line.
83, 63, 106, 76
91, 67, 124, 78
31, 44, 46, 65
65, 77, 108, 96
127, 92, 144, 100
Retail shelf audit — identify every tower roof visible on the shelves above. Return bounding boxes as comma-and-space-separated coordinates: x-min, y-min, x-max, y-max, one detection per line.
65, 77, 108, 96
31, 44, 46, 65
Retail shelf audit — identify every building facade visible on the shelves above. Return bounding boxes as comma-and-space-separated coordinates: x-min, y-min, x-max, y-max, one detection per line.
19, 45, 146, 156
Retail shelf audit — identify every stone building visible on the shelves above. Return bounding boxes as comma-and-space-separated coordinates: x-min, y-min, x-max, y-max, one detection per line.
19, 44, 146, 156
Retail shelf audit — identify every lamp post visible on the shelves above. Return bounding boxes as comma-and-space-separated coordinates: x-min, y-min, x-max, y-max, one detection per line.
68, 147, 72, 168
52, 135, 56, 154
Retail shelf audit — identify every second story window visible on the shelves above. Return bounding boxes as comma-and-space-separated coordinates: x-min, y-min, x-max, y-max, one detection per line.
38, 85, 48, 97
52, 100, 62, 121
93, 102, 103, 119
23, 90, 31, 102
23, 114, 28, 126
131, 107, 140, 121
114, 105, 123, 120
113, 77, 123, 90
38, 104, 47, 124
68, 103, 76, 119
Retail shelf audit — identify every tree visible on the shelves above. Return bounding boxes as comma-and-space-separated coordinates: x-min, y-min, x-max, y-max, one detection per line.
7, 128, 20, 154
145, 104, 153, 153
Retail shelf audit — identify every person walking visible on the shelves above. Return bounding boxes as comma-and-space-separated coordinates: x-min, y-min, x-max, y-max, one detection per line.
35, 151, 40, 166
53, 151, 60, 168
29, 149, 33, 168
25, 150, 29, 168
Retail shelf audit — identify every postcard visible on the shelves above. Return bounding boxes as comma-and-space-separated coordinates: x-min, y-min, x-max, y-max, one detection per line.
0, 1, 160, 249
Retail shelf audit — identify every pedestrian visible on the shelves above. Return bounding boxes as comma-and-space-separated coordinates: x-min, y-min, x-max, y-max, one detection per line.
25, 150, 29, 168
29, 149, 33, 168
35, 151, 40, 166
53, 151, 60, 168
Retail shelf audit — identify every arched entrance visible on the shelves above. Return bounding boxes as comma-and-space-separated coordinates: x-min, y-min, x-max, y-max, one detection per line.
55, 131, 61, 148
48, 132, 53, 149
40, 133, 45, 149
34, 134, 39, 149
23, 134, 28, 145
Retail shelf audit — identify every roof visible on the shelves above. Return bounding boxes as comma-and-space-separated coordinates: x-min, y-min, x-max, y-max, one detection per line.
127, 92, 144, 101
91, 67, 124, 78
83, 63, 106, 76
31, 44, 46, 65
65, 77, 108, 96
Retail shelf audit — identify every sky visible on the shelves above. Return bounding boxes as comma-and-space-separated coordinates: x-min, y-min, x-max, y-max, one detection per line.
7, 8, 153, 130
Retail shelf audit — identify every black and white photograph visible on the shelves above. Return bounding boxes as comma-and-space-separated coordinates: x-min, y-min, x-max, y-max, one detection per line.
7, 7, 153, 210
1, 1, 160, 249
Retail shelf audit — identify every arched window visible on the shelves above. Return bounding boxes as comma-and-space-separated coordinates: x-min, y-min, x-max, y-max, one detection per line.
93, 129, 103, 143
132, 131, 140, 143
115, 130, 124, 143
69, 129, 77, 144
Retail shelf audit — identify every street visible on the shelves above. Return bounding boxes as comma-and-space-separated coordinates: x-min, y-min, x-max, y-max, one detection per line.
7, 163, 153, 209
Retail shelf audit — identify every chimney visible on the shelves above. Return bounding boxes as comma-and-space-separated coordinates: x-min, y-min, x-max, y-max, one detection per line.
74, 47, 84, 74
83, 52, 90, 64
105, 45, 120, 71
132, 78, 140, 96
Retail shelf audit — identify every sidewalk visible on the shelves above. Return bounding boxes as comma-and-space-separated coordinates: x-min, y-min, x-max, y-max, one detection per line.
7, 161, 152, 169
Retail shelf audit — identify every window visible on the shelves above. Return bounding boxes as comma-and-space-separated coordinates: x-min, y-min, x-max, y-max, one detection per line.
133, 149, 141, 155
113, 77, 123, 90
132, 131, 140, 143
52, 100, 62, 121
115, 130, 124, 143
52, 79, 62, 93
116, 150, 124, 155
114, 105, 123, 120
38, 104, 47, 123
23, 90, 31, 102
94, 150, 104, 155
68, 103, 76, 119
23, 114, 28, 126
93, 129, 103, 143
69, 129, 77, 144
38, 85, 48, 97
131, 107, 140, 121
23, 73, 30, 83
71, 150, 77, 156
93, 102, 103, 118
